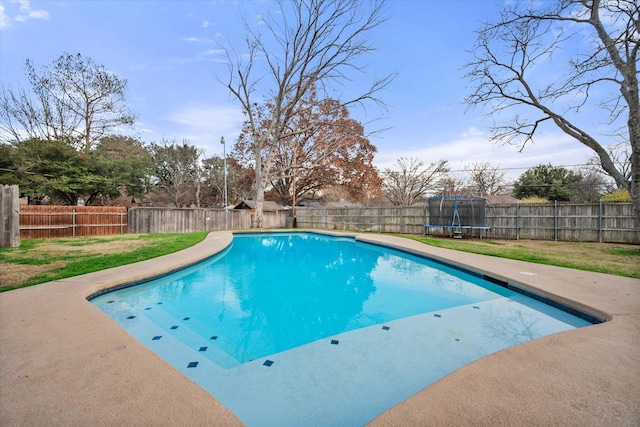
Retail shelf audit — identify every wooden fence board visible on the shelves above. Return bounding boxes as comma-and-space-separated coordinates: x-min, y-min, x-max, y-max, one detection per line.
16, 202, 638, 244
296, 202, 639, 244
19, 205, 127, 239
126, 207, 285, 233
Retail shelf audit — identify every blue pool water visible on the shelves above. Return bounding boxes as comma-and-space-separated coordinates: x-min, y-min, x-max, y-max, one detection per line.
91, 232, 593, 426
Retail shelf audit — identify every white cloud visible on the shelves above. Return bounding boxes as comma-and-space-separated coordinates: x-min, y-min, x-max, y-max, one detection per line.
460, 126, 484, 139
1, 0, 49, 27
14, 0, 49, 23
181, 35, 215, 45
374, 128, 594, 181
163, 104, 245, 155
0, 4, 9, 28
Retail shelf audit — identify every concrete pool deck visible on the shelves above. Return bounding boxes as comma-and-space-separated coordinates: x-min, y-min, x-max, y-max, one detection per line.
1, 231, 638, 426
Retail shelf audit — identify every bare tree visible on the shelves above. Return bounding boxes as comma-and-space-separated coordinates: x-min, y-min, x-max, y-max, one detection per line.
382, 157, 449, 206
465, 0, 639, 226
438, 175, 467, 197
573, 167, 612, 202
465, 161, 508, 196
223, 0, 393, 227
587, 141, 632, 185
236, 91, 382, 208
0, 53, 137, 151
201, 155, 254, 207
149, 139, 204, 207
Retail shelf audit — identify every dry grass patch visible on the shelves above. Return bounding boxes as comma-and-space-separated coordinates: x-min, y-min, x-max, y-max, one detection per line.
36, 237, 146, 256
0, 261, 66, 288
0, 232, 209, 292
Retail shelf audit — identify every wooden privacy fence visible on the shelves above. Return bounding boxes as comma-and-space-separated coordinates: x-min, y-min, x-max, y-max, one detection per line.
486, 202, 638, 243
296, 206, 427, 235
19, 205, 128, 239
127, 207, 290, 233
13, 202, 638, 243
295, 202, 639, 244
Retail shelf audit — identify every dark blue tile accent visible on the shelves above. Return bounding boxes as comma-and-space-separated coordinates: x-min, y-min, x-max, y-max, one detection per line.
473, 306, 480, 309
187, 362, 199, 368
170, 325, 178, 330
455, 338, 460, 341
382, 326, 390, 330
157, 302, 163, 305
144, 307, 152, 310
434, 314, 441, 318
199, 346, 207, 352
183, 317, 190, 321
126, 315, 136, 319
263, 360, 274, 367
210, 336, 218, 340
152, 336, 162, 340
107, 300, 115, 303
331, 340, 339, 345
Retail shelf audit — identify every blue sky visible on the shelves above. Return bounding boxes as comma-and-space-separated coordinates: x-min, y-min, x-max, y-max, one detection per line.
0, 0, 597, 180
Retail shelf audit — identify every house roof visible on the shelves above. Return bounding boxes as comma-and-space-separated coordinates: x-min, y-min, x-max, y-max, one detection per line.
234, 200, 284, 211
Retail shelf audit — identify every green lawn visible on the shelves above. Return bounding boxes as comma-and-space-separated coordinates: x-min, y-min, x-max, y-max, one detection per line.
400, 235, 639, 279
0, 232, 209, 292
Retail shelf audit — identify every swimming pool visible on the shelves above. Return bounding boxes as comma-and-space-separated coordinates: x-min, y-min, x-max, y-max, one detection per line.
91, 232, 594, 426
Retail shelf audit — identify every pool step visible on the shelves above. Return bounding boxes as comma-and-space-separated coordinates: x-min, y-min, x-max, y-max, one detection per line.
137, 305, 242, 369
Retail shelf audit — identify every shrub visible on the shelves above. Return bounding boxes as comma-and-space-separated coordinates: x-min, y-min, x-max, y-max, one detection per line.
601, 188, 631, 202
518, 196, 549, 203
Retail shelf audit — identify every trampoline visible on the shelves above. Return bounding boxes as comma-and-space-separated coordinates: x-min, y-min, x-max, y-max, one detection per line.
425, 196, 491, 239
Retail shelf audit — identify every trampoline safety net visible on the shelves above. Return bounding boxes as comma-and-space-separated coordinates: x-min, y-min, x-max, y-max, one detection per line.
427, 196, 487, 227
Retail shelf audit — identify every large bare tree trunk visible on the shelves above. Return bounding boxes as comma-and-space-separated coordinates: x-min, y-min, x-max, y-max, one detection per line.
224, 0, 392, 228
631, 147, 640, 229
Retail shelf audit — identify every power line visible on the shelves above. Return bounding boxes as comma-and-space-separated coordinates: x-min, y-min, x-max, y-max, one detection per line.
446, 163, 597, 174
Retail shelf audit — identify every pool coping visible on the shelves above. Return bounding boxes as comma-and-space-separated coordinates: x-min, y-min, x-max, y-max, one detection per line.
1, 230, 639, 426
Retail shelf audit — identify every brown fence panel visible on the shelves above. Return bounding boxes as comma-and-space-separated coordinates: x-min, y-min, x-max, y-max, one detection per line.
298, 202, 638, 243
485, 202, 639, 243
484, 204, 517, 239
262, 210, 290, 229
20, 203, 636, 243
296, 206, 427, 235
601, 202, 638, 243
129, 208, 206, 233
19, 205, 127, 239
127, 207, 261, 233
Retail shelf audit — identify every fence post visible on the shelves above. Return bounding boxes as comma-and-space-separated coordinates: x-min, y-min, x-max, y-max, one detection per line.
120, 210, 124, 234
598, 200, 603, 243
516, 202, 520, 240
72, 210, 76, 237
1, 184, 21, 248
552, 201, 556, 241
422, 203, 427, 236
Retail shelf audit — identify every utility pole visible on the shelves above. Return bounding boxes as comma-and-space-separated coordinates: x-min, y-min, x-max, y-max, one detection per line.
221, 136, 228, 230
